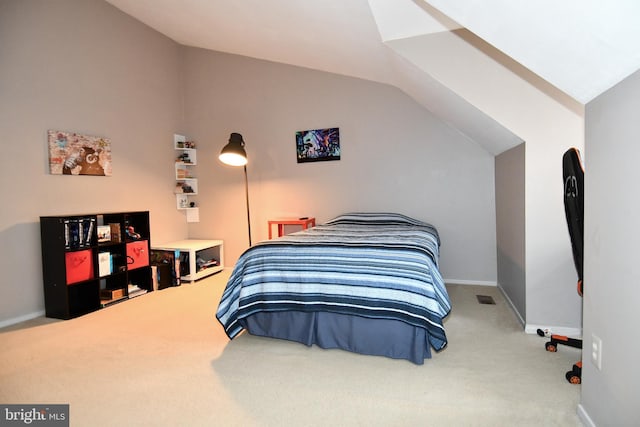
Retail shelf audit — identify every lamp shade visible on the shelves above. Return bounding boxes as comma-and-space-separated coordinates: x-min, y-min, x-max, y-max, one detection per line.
219, 132, 248, 166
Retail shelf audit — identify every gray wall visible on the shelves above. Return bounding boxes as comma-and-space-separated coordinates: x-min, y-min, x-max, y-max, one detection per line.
0, 0, 499, 326
180, 47, 498, 282
580, 68, 640, 426
0, 0, 186, 325
388, 12, 585, 334
495, 143, 526, 323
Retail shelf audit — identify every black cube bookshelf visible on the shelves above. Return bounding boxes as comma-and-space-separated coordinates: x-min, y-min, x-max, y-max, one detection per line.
40, 211, 152, 319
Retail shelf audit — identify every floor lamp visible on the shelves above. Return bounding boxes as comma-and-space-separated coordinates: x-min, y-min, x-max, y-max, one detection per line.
219, 133, 252, 246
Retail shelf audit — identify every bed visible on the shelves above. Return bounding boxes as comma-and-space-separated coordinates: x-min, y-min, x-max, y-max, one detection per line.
215, 212, 451, 364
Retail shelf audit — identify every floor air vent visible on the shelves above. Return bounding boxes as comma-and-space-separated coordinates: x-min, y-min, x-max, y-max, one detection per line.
476, 295, 496, 305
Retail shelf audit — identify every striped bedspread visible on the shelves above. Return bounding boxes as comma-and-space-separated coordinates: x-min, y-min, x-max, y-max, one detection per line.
215, 213, 451, 352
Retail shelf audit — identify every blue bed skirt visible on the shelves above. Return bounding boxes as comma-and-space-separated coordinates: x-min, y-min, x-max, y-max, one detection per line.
240, 310, 432, 364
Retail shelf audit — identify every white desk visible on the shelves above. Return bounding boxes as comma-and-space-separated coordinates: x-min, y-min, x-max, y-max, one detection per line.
152, 239, 224, 282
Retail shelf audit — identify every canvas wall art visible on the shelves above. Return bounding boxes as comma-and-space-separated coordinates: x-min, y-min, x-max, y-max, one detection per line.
47, 130, 112, 176
295, 127, 340, 163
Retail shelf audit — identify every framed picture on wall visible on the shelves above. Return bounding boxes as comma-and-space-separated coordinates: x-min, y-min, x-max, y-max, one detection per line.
47, 130, 112, 176
295, 127, 340, 163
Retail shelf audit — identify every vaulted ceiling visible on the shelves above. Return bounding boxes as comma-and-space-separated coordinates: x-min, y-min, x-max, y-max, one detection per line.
105, 0, 640, 156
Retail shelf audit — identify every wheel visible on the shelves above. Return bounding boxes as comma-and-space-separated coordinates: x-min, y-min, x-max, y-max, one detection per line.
566, 370, 581, 384
565, 363, 582, 384
545, 342, 557, 352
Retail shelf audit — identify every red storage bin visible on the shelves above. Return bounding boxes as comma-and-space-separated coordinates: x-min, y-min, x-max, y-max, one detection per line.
127, 240, 149, 269
65, 250, 94, 284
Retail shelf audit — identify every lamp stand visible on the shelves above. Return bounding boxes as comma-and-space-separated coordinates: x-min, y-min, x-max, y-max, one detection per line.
244, 165, 252, 246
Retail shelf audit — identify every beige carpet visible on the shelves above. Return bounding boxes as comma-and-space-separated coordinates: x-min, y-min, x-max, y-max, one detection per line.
0, 272, 582, 426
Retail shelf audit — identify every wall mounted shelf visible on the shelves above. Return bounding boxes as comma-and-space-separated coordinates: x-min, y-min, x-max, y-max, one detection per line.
174, 134, 200, 222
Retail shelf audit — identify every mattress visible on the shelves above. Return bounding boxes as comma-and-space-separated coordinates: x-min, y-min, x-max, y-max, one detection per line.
216, 212, 451, 363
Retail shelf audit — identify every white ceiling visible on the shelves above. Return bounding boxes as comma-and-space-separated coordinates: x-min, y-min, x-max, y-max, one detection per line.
423, 0, 640, 104
105, 0, 640, 155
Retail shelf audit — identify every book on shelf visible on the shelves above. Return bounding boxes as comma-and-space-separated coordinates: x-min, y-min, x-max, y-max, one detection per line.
98, 252, 112, 277
97, 225, 111, 243
196, 257, 219, 270
65, 219, 80, 249
127, 283, 147, 298
100, 296, 127, 307
64, 218, 96, 248
64, 219, 70, 248
100, 288, 125, 300
99, 288, 126, 307
109, 223, 121, 242
82, 217, 95, 246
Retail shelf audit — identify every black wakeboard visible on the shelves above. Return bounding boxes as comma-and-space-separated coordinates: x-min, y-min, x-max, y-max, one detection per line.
562, 148, 584, 283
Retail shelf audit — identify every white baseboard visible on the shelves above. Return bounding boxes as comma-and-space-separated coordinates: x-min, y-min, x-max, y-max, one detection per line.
524, 323, 582, 338
0, 310, 46, 329
444, 279, 497, 287
493, 282, 582, 338
577, 404, 595, 427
